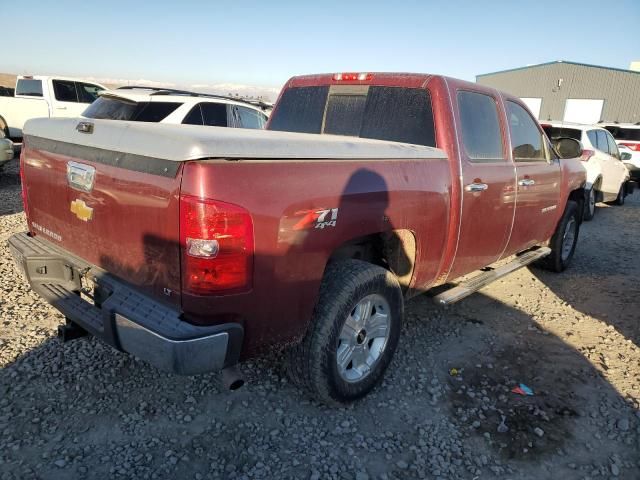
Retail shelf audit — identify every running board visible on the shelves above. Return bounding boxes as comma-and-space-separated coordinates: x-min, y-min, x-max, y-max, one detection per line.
433, 247, 551, 306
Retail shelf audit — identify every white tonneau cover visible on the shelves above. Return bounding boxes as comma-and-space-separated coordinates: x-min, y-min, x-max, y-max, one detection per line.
24, 117, 446, 161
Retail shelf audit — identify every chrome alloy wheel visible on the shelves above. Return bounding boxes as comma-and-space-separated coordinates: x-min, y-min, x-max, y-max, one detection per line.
336, 294, 391, 383
561, 217, 577, 261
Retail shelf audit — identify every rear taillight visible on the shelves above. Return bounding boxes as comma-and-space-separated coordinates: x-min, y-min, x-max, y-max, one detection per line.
580, 149, 595, 161
620, 142, 640, 152
179, 195, 253, 295
332, 72, 373, 81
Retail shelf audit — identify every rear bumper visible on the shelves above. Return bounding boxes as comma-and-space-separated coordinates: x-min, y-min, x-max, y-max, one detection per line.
8, 232, 243, 375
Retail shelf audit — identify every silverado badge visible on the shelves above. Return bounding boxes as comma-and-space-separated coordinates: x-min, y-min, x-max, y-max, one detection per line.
70, 199, 93, 222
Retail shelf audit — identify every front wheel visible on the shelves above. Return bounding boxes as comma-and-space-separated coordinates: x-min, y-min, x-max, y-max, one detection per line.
536, 200, 580, 272
285, 260, 403, 404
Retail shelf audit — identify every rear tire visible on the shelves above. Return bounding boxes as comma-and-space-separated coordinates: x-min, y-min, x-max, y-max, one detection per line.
285, 260, 403, 405
583, 187, 596, 221
610, 183, 626, 206
536, 200, 580, 273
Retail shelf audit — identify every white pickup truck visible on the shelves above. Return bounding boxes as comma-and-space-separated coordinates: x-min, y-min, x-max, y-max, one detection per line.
0, 76, 106, 141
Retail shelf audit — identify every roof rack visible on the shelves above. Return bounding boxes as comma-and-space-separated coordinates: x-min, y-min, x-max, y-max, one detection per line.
116, 85, 273, 110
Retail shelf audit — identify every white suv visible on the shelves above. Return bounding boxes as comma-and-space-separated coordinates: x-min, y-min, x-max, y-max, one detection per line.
541, 122, 630, 220
82, 87, 271, 129
599, 123, 640, 182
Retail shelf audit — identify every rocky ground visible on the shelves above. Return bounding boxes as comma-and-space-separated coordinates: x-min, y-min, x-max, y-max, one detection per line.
1, 157, 638, 479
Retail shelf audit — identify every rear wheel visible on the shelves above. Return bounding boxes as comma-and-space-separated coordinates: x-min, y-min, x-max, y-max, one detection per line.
285, 259, 403, 404
536, 200, 580, 272
583, 187, 597, 221
610, 182, 626, 206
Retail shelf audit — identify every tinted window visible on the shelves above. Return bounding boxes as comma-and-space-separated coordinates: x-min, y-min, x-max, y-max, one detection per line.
457, 91, 503, 161
83, 97, 180, 122
360, 87, 435, 146
270, 85, 436, 147
595, 130, 609, 153
53, 80, 78, 102
606, 132, 619, 157
506, 101, 546, 161
324, 94, 367, 136
201, 103, 228, 127
183, 105, 204, 125
586, 130, 598, 148
604, 126, 640, 142
16, 79, 43, 97
76, 82, 103, 103
542, 126, 582, 141
269, 86, 329, 134
134, 102, 181, 122
236, 106, 266, 129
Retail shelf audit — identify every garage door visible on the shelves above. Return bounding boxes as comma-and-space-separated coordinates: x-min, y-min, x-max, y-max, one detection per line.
563, 99, 604, 124
520, 98, 542, 119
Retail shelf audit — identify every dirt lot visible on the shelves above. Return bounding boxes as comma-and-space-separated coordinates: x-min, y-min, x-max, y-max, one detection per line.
1, 157, 638, 479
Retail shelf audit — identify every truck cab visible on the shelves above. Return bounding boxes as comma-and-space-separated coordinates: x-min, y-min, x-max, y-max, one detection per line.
0, 76, 106, 140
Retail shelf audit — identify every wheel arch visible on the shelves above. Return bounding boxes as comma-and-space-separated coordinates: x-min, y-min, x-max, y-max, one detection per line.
327, 229, 417, 294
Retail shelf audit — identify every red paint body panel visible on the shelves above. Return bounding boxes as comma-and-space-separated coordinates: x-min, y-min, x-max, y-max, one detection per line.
20, 72, 586, 360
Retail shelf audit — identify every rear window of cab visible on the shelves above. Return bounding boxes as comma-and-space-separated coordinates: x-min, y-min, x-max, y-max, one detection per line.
268, 85, 436, 147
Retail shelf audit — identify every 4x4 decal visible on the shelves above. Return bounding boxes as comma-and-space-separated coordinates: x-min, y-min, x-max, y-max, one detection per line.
292, 208, 339, 231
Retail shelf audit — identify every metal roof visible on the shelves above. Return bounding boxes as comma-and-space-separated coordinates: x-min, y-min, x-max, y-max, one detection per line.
476, 60, 640, 78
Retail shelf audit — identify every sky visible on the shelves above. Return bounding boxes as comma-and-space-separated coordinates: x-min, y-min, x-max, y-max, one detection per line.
2, 0, 639, 100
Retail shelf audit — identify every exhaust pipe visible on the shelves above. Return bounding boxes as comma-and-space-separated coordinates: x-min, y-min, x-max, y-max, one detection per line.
58, 320, 88, 343
221, 365, 245, 391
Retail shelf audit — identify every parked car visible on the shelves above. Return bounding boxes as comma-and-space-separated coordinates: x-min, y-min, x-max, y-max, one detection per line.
82, 87, 270, 129
9, 72, 586, 404
541, 122, 630, 220
0, 129, 14, 169
0, 76, 106, 141
599, 123, 640, 182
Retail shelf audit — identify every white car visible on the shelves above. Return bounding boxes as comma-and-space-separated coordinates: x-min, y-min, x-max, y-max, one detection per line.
82, 87, 271, 129
599, 123, 640, 182
0, 75, 106, 141
541, 122, 630, 220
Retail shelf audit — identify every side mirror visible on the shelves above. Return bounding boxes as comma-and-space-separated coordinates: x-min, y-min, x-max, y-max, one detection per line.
553, 137, 583, 159
621, 152, 632, 161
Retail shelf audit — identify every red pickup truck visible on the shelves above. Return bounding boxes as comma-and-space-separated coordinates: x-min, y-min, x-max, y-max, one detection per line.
9, 72, 586, 404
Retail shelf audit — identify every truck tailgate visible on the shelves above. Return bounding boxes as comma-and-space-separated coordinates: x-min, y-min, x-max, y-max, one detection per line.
21, 125, 183, 306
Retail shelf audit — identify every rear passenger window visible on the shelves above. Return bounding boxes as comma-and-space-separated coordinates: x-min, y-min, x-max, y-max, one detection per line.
183, 105, 204, 125
457, 91, 503, 161
53, 80, 78, 102
201, 103, 228, 127
506, 101, 546, 161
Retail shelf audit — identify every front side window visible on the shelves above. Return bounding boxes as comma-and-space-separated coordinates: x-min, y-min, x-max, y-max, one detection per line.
606, 132, 619, 158
52, 80, 78, 102
16, 79, 43, 97
457, 91, 503, 161
76, 82, 104, 103
586, 130, 598, 148
603, 126, 640, 141
506, 101, 546, 161
595, 130, 610, 153
235, 106, 266, 129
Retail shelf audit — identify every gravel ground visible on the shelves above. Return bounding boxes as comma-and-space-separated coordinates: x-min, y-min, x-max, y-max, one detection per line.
1, 156, 639, 480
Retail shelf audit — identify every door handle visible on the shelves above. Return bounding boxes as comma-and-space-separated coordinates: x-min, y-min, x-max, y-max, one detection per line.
518, 178, 536, 186
465, 182, 488, 192
56, 106, 67, 110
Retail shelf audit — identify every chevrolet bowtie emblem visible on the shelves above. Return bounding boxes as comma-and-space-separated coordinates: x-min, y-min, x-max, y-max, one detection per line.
70, 199, 93, 222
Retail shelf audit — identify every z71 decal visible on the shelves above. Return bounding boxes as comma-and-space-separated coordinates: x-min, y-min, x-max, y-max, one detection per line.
292, 208, 339, 231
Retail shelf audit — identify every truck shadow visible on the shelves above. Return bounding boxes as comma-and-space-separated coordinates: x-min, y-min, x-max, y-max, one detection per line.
530, 192, 640, 348
0, 159, 23, 216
